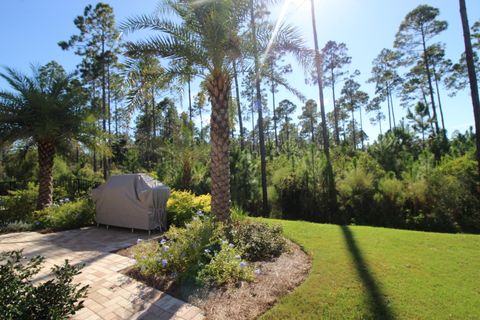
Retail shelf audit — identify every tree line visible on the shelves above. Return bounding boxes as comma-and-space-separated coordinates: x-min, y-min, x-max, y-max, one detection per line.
0, 1, 479, 231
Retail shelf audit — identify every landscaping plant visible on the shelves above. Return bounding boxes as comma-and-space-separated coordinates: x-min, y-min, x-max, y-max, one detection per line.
0, 250, 88, 320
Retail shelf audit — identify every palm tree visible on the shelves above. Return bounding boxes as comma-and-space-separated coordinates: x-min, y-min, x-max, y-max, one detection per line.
122, 0, 249, 221
0, 62, 93, 210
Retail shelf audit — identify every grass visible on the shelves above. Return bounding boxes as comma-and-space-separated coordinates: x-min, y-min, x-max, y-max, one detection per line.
256, 219, 480, 320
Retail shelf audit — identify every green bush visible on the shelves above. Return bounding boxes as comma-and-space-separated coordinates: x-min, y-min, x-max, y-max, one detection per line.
197, 241, 254, 286
0, 221, 34, 233
230, 220, 286, 261
0, 183, 38, 224
0, 250, 88, 319
33, 198, 95, 231
337, 167, 375, 224
373, 174, 407, 227
166, 190, 211, 227
231, 205, 248, 221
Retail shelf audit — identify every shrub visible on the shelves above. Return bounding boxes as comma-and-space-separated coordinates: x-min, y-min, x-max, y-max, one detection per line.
337, 167, 375, 224
0, 221, 34, 234
231, 206, 248, 221
230, 220, 286, 261
33, 198, 95, 231
374, 175, 406, 227
0, 183, 37, 224
197, 241, 254, 286
0, 250, 88, 319
134, 215, 222, 280
166, 190, 211, 227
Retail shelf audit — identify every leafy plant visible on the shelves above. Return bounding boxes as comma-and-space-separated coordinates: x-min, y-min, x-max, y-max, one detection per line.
230, 220, 286, 261
133, 215, 222, 281
0, 183, 38, 225
0, 250, 88, 320
166, 190, 211, 227
197, 241, 254, 286
32, 198, 95, 231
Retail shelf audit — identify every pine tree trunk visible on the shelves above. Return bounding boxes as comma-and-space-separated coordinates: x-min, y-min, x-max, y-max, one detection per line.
460, 0, 480, 180
360, 106, 364, 149
36, 141, 55, 210
102, 37, 108, 180
272, 81, 279, 150
310, 0, 337, 220
421, 28, 440, 134
432, 64, 446, 131
188, 76, 193, 122
233, 60, 245, 150
250, 0, 269, 217
387, 84, 396, 128
207, 70, 231, 222
152, 86, 157, 138
351, 107, 356, 150
386, 83, 392, 131
331, 69, 340, 144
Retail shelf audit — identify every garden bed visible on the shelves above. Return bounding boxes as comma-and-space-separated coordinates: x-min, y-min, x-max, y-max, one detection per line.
118, 239, 311, 320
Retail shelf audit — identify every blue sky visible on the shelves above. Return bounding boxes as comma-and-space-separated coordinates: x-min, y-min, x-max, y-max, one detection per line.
0, 0, 478, 143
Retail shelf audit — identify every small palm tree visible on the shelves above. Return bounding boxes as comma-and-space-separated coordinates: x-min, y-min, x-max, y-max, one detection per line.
122, 0, 250, 221
0, 61, 94, 210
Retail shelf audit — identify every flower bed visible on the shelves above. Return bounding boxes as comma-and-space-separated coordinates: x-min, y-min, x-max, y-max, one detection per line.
117, 195, 311, 319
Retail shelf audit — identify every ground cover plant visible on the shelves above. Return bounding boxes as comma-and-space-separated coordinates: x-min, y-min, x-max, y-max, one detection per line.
259, 219, 480, 319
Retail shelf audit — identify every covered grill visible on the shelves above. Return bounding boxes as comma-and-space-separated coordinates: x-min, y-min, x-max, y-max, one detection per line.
92, 174, 170, 231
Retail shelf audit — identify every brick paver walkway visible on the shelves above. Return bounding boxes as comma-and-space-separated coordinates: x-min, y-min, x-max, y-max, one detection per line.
0, 227, 204, 320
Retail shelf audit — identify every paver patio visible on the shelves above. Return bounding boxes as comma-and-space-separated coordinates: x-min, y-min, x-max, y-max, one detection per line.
0, 227, 205, 320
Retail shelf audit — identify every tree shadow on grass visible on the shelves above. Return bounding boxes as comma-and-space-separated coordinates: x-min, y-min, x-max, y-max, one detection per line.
340, 225, 395, 320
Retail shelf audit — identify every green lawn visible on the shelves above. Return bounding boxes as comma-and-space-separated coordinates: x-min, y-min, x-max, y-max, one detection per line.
257, 219, 480, 320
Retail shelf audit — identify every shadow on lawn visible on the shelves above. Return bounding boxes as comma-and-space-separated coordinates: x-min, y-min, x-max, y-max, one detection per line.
340, 225, 394, 320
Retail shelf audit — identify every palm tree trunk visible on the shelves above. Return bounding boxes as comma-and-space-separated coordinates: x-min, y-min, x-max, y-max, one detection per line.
459, 0, 480, 180
36, 141, 55, 210
206, 70, 231, 222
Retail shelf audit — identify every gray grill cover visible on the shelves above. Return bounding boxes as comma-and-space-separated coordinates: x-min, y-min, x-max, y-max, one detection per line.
92, 174, 170, 231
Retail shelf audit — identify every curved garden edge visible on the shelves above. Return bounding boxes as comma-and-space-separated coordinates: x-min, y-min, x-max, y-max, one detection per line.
118, 238, 312, 320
